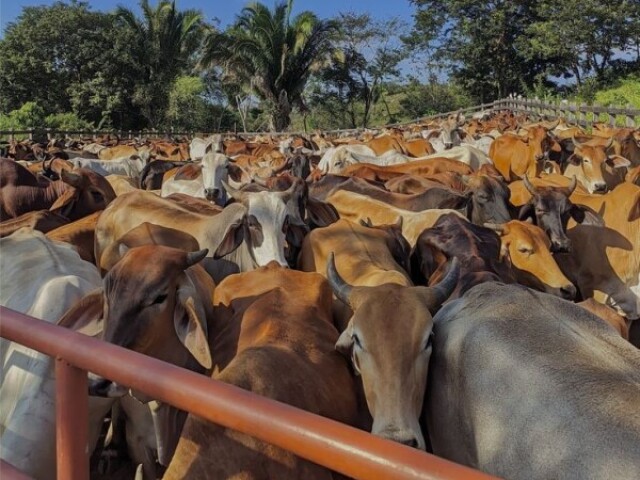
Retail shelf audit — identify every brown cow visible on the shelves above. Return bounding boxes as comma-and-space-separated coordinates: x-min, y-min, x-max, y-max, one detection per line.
490, 124, 557, 181
0, 210, 69, 238
563, 138, 630, 193
0, 159, 116, 220
342, 158, 473, 182
164, 263, 358, 479
327, 253, 459, 449
46, 211, 103, 264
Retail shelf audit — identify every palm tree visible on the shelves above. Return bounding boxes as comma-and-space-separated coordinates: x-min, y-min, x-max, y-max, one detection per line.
201, 0, 336, 131
115, 0, 204, 126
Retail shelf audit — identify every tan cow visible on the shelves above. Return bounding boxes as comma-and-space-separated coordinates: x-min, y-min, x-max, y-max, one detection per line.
484, 220, 576, 300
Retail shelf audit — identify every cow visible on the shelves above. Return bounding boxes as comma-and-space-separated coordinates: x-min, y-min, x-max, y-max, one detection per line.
95, 181, 320, 280
0, 229, 113, 479
484, 220, 576, 299
410, 213, 515, 295
342, 158, 473, 183
490, 123, 558, 181
557, 182, 640, 319
97, 144, 150, 161
78, 245, 211, 473
190, 135, 223, 160
426, 282, 640, 480
562, 137, 630, 193
139, 160, 184, 190
161, 152, 245, 206
316, 144, 378, 173
0, 159, 116, 220
0, 210, 69, 238
326, 252, 459, 449
326, 189, 466, 245
511, 175, 603, 252
45, 211, 103, 264
161, 264, 359, 479
69, 155, 147, 178
422, 115, 465, 151
299, 218, 412, 331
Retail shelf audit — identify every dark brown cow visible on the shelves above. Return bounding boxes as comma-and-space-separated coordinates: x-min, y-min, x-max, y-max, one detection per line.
0, 210, 69, 238
0, 159, 116, 220
411, 213, 515, 295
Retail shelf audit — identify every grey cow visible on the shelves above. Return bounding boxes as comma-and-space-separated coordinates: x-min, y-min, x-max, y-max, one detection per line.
426, 282, 640, 480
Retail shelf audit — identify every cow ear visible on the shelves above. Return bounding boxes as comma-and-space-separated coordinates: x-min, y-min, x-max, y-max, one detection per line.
61, 169, 86, 189
56, 289, 105, 338
227, 163, 244, 182
335, 321, 360, 374
307, 197, 339, 228
286, 221, 307, 249
174, 275, 212, 369
569, 204, 603, 226
214, 216, 247, 258
607, 155, 631, 169
518, 203, 535, 223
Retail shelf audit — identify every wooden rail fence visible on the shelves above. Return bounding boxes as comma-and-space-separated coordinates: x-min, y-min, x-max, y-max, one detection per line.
0, 97, 637, 142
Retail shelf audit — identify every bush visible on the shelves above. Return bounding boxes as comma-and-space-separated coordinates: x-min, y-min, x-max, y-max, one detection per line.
0, 102, 46, 130
45, 112, 94, 130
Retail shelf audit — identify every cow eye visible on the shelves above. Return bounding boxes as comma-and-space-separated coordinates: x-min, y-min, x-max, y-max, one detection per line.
90, 190, 104, 202
517, 246, 532, 254
151, 293, 168, 305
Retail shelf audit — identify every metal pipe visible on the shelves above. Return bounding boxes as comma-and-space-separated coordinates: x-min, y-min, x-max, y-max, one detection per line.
55, 358, 89, 480
0, 460, 35, 480
0, 306, 497, 480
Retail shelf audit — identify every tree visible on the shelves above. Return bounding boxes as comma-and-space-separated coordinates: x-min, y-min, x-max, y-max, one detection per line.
399, 77, 471, 119
520, 0, 640, 86
115, 0, 205, 127
0, 1, 143, 127
312, 13, 408, 128
200, 0, 336, 131
408, 0, 549, 101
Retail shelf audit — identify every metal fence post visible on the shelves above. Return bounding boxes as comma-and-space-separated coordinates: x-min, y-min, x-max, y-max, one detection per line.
55, 358, 89, 480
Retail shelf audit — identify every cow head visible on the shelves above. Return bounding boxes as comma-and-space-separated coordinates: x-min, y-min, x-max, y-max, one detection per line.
67, 245, 212, 397
200, 151, 244, 206
215, 181, 305, 267
564, 138, 630, 193
485, 220, 576, 300
49, 168, 116, 220
329, 253, 459, 450
518, 175, 603, 252
461, 174, 512, 225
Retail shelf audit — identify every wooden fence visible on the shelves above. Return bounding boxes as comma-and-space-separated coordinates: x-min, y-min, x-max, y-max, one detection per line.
0, 97, 638, 142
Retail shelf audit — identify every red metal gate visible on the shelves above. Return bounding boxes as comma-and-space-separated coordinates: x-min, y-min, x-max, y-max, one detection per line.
0, 306, 498, 480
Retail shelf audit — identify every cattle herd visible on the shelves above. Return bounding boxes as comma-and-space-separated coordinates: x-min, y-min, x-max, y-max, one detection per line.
1, 109, 639, 480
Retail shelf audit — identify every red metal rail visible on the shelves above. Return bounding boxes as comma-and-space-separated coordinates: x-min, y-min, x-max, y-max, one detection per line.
0, 306, 498, 480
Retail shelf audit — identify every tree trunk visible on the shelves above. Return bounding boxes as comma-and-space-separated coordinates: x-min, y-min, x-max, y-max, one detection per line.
269, 91, 291, 132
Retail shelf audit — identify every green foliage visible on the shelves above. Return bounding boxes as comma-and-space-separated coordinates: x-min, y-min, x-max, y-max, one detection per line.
594, 77, 640, 109
0, 2, 144, 128
201, 0, 337, 131
399, 79, 471, 119
45, 113, 94, 131
0, 102, 46, 130
311, 12, 409, 128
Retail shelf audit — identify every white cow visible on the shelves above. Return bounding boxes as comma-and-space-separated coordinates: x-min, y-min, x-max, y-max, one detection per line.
0, 229, 113, 479
161, 153, 244, 206
70, 155, 148, 178
189, 134, 223, 160
317, 145, 378, 174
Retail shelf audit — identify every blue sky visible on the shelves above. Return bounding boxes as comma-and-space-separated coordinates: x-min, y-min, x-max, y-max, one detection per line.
1, 0, 416, 33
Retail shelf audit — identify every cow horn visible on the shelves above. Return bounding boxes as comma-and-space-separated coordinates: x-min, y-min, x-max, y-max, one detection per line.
185, 249, 209, 268
221, 180, 246, 204
428, 257, 460, 307
484, 222, 507, 235
251, 174, 269, 188
571, 136, 582, 148
523, 174, 537, 195
327, 252, 353, 306
548, 119, 560, 130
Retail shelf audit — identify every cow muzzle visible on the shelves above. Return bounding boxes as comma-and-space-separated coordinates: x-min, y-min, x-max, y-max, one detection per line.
375, 426, 425, 450
88, 377, 128, 398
